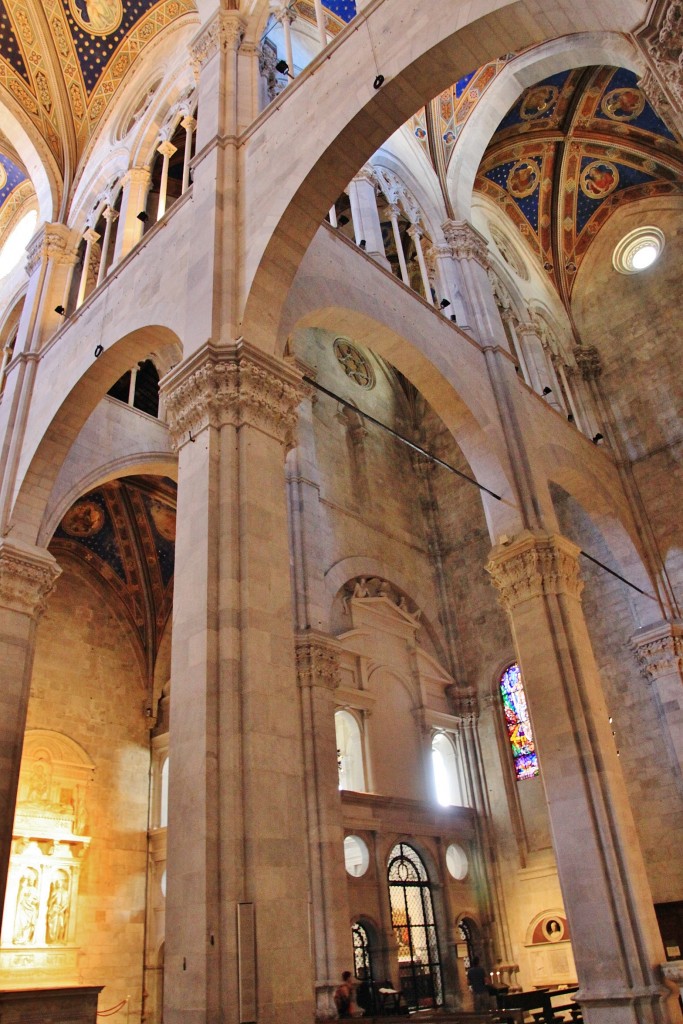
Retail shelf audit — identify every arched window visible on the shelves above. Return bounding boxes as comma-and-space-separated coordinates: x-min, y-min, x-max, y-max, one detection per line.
500, 662, 538, 780
431, 733, 463, 806
107, 358, 160, 417
335, 709, 365, 791
387, 843, 443, 1010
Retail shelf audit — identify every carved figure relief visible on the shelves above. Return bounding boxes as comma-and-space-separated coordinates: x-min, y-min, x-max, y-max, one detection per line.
12, 868, 40, 945
46, 871, 71, 944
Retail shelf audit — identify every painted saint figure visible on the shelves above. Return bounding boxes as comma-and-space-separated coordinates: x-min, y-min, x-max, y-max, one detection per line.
12, 869, 40, 945
70, 0, 122, 35
46, 872, 70, 944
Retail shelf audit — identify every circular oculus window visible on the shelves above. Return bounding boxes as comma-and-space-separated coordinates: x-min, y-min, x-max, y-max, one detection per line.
343, 835, 369, 877
613, 226, 664, 275
445, 842, 468, 880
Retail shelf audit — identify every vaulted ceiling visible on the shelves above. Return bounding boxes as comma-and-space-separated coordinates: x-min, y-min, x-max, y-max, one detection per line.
49, 476, 176, 674
476, 66, 683, 307
410, 61, 683, 312
0, 0, 197, 176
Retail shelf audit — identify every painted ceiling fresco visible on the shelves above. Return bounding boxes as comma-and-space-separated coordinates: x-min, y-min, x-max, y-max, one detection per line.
0, 148, 31, 242
50, 476, 176, 670
294, 0, 355, 36
474, 66, 683, 306
0, 0, 195, 170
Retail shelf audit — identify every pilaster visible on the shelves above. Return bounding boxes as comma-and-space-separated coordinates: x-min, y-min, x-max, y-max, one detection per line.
347, 169, 390, 269
0, 539, 61, 931
442, 219, 509, 350
632, 620, 683, 788
487, 531, 677, 1024
295, 632, 350, 1020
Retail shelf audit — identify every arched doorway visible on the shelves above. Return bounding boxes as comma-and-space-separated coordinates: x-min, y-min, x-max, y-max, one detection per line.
387, 843, 443, 1010
353, 920, 378, 1015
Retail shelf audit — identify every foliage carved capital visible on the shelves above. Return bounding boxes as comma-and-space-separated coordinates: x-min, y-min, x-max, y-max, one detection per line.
295, 632, 342, 690
160, 341, 304, 451
442, 219, 491, 269
631, 620, 683, 680
190, 8, 245, 72
486, 532, 584, 612
573, 344, 603, 381
0, 540, 61, 618
25, 223, 76, 276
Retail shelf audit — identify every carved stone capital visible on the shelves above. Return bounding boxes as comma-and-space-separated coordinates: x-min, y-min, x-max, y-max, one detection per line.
25, 223, 77, 276
447, 684, 479, 722
662, 960, 683, 986
486, 532, 584, 612
352, 166, 378, 189
157, 140, 178, 159
0, 539, 61, 618
190, 9, 245, 73
406, 222, 423, 241
295, 632, 342, 690
573, 344, 603, 381
631, 620, 683, 680
426, 243, 451, 261
181, 115, 197, 134
442, 219, 491, 269
160, 341, 304, 451
516, 320, 542, 338
123, 166, 152, 188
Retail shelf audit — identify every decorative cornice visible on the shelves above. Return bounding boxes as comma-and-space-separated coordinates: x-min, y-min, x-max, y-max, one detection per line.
190, 9, 245, 74
486, 532, 584, 612
573, 344, 603, 381
295, 632, 342, 690
631, 620, 683, 680
25, 223, 77, 276
442, 219, 491, 269
160, 341, 304, 451
0, 539, 61, 618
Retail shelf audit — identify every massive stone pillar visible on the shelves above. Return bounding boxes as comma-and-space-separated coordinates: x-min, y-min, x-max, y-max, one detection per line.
0, 540, 61, 924
296, 632, 351, 1019
160, 342, 313, 1024
487, 531, 679, 1024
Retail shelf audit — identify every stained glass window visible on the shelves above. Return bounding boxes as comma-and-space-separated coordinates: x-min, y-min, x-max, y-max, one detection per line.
500, 663, 539, 780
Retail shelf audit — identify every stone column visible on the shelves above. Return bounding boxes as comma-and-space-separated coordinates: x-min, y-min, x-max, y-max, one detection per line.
516, 320, 560, 406
113, 166, 152, 263
160, 341, 313, 1024
500, 310, 530, 384
271, 1, 295, 76
487, 531, 678, 1024
296, 632, 351, 1019
0, 540, 61, 924
388, 204, 409, 284
347, 170, 390, 269
442, 219, 509, 350
156, 140, 178, 221
572, 345, 605, 440
181, 116, 197, 194
96, 206, 118, 286
75, 228, 100, 309
632, 621, 683, 788
312, 0, 327, 48
407, 223, 434, 303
